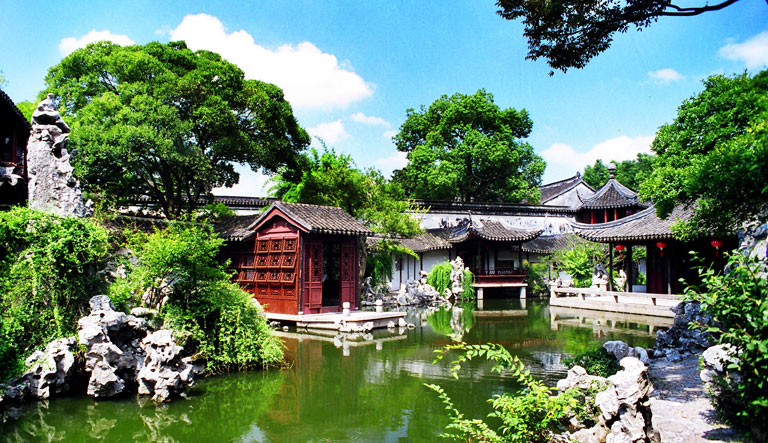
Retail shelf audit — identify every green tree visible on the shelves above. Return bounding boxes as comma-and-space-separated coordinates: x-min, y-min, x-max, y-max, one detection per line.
270, 146, 422, 237
583, 154, 655, 189
15, 100, 35, 122
639, 71, 768, 238
495, 0, 742, 75
43, 41, 310, 218
393, 89, 545, 203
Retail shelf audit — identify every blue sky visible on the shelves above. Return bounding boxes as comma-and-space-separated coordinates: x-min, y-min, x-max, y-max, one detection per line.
2, 0, 767, 196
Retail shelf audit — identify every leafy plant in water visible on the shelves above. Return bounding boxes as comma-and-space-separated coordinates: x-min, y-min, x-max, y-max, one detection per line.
685, 252, 768, 438
425, 343, 579, 442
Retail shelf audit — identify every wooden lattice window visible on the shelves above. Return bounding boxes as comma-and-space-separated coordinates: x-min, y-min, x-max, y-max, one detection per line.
268, 271, 280, 282
257, 240, 270, 253
281, 254, 296, 268
256, 271, 268, 282
268, 253, 281, 268
281, 271, 295, 283
284, 238, 297, 251
270, 239, 283, 252
256, 255, 267, 267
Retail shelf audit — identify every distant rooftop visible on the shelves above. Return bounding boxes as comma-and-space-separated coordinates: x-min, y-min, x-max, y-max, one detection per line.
539, 173, 594, 204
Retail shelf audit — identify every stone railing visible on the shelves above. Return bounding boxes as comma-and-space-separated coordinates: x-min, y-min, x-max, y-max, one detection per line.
551, 286, 681, 306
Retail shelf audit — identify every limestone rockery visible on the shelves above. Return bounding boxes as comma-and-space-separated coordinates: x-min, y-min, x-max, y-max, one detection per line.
1, 296, 199, 406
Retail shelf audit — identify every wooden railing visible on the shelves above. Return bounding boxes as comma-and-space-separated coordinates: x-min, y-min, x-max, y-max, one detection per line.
550, 287, 681, 306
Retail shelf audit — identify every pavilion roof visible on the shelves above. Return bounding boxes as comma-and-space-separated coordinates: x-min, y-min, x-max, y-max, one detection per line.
0, 88, 31, 134
249, 201, 372, 237
441, 218, 543, 243
539, 173, 594, 204
579, 178, 646, 210
572, 205, 694, 243
215, 201, 372, 241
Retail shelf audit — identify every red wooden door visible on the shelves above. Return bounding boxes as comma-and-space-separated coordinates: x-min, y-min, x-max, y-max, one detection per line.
340, 242, 356, 309
304, 241, 323, 312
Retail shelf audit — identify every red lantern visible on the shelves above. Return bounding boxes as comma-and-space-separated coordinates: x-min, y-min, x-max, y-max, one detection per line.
711, 239, 724, 257
656, 241, 667, 257
615, 244, 626, 251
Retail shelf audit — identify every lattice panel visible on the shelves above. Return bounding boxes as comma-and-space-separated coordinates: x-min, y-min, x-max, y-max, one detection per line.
252, 236, 299, 298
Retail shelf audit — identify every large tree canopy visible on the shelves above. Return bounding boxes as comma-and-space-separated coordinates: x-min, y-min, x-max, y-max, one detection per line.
270, 147, 422, 237
392, 89, 545, 203
639, 70, 768, 238
43, 41, 310, 218
583, 154, 655, 190
496, 0, 741, 74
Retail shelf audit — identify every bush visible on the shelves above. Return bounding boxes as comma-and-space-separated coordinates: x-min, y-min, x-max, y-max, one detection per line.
114, 222, 283, 372
563, 347, 620, 378
686, 252, 768, 437
526, 260, 549, 296
426, 343, 579, 442
553, 242, 604, 288
427, 261, 475, 300
0, 207, 110, 381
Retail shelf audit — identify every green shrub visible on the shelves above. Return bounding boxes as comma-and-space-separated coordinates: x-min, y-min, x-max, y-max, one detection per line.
426, 343, 579, 442
427, 261, 475, 300
526, 260, 549, 296
0, 207, 110, 381
686, 252, 768, 438
563, 347, 620, 378
553, 242, 604, 288
114, 222, 283, 372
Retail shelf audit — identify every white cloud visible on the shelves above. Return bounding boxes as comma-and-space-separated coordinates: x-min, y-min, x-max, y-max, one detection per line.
169, 13, 374, 109
718, 31, 768, 69
382, 129, 398, 140
647, 68, 684, 84
59, 30, 135, 56
374, 151, 408, 176
350, 112, 390, 127
307, 120, 349, 144
212, 166, 271, 197
541, 135, 654, 183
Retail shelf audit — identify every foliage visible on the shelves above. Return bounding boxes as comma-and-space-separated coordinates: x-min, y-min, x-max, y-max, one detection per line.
582, 154, 655, 190
0, 207, 110, 380
14, 100, 35, 122
462, 269, 475, 300
553, 241, 605, 288
365, 239, 417, 290
563, 347, 620, 378
495, 0, 741, 75
639, 70, 768, 239
426, 342, 579, 442
271, 146, 423, 237
43, 41, 310, 218
685, 252, 768, 435
525, 260, 549, 296
113, 222, 283, 372
427, 262, 453, 295
393, 89, 545, 203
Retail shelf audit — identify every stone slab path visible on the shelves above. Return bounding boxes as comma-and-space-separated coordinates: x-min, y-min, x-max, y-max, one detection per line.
649, 353, 742, 442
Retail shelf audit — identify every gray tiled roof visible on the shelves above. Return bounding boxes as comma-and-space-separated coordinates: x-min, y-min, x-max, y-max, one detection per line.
579, 179, 646, 210
249, 201, 372, 236
539, 174, 593, 203
572, 205, 694, 242
521, 233, 587, 254
213, 215, 258, 241
444, 219, 543, 243
366, 232, 452, 253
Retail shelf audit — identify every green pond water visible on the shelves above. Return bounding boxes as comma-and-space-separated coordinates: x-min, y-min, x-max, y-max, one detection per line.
1, 299, 660, 442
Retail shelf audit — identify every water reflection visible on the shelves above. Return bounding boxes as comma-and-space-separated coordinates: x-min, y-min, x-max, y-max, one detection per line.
1, 299, 662, 442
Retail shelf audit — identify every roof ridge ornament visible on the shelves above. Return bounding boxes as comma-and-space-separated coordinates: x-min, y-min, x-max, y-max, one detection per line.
607, 162, 616, 180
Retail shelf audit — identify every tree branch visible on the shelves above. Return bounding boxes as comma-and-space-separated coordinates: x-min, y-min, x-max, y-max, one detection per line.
661, 0, 741, 16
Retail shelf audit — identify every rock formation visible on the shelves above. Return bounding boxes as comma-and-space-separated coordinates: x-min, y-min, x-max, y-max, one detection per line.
604, 341, 649, 365
0, 338, 81, 403
562, 357, 660, 443
653, 301, 713, 360
137, 330, 195, 403
26, 93, 90, 217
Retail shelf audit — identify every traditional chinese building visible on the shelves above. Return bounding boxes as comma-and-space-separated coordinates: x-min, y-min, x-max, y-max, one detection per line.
0, 88, 30, 207
575, 165, 648, 224
572, 205, 732, 294
216, 202, 372, 315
